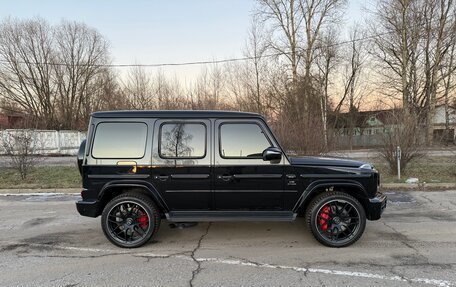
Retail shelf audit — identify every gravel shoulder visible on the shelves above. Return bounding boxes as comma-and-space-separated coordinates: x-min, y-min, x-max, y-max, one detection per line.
0, 188, 81, 194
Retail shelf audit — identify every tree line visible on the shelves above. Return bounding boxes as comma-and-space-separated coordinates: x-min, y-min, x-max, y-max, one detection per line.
0, 0, 455, 154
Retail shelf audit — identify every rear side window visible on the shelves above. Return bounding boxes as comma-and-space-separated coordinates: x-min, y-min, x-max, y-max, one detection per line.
220, 123, 271, 158
159, 123, 206, 159
92, 122, 147, 159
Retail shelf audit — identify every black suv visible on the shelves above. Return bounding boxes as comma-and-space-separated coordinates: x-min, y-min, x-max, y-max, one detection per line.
76, 110, 386, 248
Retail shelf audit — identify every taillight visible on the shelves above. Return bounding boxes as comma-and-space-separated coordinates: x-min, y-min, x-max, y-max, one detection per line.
77, 139, 86, 176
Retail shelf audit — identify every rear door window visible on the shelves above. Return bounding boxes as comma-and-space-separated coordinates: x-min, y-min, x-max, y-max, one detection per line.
159, 122, 206, 159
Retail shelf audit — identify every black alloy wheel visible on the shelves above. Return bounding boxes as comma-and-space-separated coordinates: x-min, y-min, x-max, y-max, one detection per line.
306, 191, 366, 247
101, 192, 160, 248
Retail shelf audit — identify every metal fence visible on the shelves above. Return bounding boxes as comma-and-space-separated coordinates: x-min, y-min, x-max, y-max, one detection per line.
332, 134, 384, 148
0, 129, 86, 155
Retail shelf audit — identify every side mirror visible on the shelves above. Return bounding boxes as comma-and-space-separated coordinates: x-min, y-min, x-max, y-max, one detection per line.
262, 147, 282, 162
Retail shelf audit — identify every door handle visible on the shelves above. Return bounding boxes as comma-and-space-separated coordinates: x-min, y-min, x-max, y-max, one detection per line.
218, 175, 233, 181
116, 161, 137, 174
154, 175, 169, 181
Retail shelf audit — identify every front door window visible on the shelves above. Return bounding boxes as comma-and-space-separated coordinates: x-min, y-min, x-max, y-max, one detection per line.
220, 123, 271, 159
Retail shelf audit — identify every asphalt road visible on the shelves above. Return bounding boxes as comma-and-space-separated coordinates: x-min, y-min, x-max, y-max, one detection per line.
0, 190, 455, 287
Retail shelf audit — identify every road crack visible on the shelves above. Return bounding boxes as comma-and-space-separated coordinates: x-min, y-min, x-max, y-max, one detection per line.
50, 271, 74, 282
228, 256, 309, 277
421, 194, 435, 204
134, 251, 190, 263
382, 221, 430, 270
382, 222, 420, 253
189, 222, 212, 287
17, 252, 127, 259
389, 266, 413, 286
422, 194, 452, 211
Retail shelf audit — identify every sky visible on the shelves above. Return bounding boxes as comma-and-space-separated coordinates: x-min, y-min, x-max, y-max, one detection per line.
0, 0, 366, 83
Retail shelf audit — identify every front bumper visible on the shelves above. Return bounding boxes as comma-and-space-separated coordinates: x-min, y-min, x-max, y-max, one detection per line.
76, 200, 101, 217
366, 192, 387, 220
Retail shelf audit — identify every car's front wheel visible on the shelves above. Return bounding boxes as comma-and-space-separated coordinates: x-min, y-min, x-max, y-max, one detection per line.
101, 192, 160, 248
306, 191, 366, 247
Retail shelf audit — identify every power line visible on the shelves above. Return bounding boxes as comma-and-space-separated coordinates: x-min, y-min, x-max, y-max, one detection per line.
0, 30, 394, 68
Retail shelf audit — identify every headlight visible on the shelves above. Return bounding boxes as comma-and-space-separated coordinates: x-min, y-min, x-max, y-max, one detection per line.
360, 163, 373, 170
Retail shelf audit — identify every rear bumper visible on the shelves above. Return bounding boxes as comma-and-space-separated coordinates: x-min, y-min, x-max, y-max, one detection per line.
366, 192, 387, 220
76, 200, 101, 217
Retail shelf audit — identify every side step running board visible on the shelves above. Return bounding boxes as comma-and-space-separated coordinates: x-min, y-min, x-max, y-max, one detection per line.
166, 211, 296, 222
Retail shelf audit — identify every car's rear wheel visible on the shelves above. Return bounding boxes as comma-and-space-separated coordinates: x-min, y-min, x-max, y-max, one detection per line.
306, 191, 366, 247
101, 192, 160, 248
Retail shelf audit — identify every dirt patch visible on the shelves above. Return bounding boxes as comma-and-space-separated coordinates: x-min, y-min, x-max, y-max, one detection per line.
0, 243, 29, 252
22, 217, 55, 227
22, 232, 70, 246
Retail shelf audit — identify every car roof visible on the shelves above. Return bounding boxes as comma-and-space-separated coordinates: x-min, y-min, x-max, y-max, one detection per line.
91, 110, 263, 119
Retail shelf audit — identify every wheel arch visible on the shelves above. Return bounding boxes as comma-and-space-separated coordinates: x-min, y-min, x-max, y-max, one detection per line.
293, 180, 369, 215
98, 180, 169, 215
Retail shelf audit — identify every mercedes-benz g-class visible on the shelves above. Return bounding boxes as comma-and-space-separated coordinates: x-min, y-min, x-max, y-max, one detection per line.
76, 110, 386, 248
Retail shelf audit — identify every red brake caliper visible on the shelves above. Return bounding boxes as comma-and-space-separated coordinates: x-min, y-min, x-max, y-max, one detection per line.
137, 212, 148, 228
319, 205, 330, 230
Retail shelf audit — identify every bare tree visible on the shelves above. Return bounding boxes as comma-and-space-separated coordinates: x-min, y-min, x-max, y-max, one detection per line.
152, 70, 184, 110
0, 18, 112, 130
299, 0, 346, 80
224, 60, 247, 110
256, 0, 346, 154
315, 28, 339, 148
370, 0, 456, 146
225, 17, 273, 115
53, 21, 110, 129
332, 25, 370, 149
379, 110, 424, 174
190, 65, 225, 110
335, 25, 368, 113
369, 0, 423, 113
422, 0, 455, 145
256, 0, 302, 84
89, 68, 126, 114
439, 31, 456, 143
2, 129, 42, 179
244, 17, 270, 114
0, 18, 56, 128
122, 66, 155, 110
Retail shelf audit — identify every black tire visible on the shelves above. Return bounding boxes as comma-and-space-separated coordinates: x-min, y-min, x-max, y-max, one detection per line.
101, 192, 161, 248
306, 191, 366, 248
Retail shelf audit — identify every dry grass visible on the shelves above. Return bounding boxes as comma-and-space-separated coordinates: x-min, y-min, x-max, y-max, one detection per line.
367, 156, 456, 183
0, 166, 81, 189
